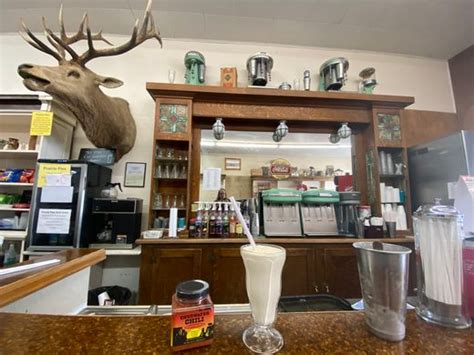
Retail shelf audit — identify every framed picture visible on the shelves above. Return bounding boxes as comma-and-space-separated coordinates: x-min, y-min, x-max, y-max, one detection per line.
225, 158, 241, 170
124, 162, 146, 187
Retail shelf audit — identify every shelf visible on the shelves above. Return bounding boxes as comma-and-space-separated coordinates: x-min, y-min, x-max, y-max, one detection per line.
379, 174, 405, 179
152, 208, 186, 211
153, 177, 187, 181
155, 158, 188, 163
251, 175, 334, 181
0, 207, 30, 212
0, 150, 39, 159
0, 182, 34, 187
0, 230, 27, 239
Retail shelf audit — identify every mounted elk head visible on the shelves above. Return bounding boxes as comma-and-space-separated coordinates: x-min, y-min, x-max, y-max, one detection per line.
17, 0, 162, 160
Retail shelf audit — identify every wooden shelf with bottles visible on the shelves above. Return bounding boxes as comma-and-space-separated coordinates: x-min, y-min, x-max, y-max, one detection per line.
149, 97, 193, 229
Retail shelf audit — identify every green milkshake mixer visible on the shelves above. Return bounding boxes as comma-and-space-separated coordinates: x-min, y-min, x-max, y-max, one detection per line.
184, 51, 206, 85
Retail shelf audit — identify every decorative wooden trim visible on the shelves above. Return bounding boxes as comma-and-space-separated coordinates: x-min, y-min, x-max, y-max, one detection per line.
192, 102, 371, 123
146, 83, 415, 109
372, 108, 405, 148
0, 249, 105, 308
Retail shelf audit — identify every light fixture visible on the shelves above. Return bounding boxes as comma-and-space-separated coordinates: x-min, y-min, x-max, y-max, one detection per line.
272, 132, 283, 142
337, 122, 351, 139
276, 120, 288, 138
329, 133, 341, 144
212, 118, 225, 140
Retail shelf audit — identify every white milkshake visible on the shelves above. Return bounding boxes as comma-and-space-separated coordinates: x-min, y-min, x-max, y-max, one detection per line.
241, 244, 286, 325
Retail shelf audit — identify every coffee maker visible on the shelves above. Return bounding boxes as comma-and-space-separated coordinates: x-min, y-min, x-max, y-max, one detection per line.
301, 190, 339, 236
89, 198, 143, 249
335, 192, 361, 236
262, 189, 302, 237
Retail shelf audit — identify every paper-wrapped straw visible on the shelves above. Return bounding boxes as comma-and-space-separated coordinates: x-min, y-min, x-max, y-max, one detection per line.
229, 196, 256, 247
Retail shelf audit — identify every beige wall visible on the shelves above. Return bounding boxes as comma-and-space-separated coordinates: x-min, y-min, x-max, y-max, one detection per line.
0, 34, 456, 226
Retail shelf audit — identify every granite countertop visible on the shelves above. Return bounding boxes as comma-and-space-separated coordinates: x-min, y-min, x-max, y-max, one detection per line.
0, 311, 471, 353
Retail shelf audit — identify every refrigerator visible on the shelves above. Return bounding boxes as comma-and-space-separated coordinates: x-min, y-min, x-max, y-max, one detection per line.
26, 160, 111, 251
408, 130, 474, 211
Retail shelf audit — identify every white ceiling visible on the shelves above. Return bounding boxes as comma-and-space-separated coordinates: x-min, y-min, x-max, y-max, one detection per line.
1, 0, 473, 59
201, 130, 352, 157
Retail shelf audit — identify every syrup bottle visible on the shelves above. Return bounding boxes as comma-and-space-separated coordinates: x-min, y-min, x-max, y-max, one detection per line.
209, 203, 217, 238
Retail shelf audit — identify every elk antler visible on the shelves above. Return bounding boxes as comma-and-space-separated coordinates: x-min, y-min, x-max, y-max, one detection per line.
19, 0, 162, 66
78, 0, 162, 65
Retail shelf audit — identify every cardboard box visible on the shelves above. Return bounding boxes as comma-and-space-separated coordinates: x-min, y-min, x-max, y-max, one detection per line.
220, 67, 238, 88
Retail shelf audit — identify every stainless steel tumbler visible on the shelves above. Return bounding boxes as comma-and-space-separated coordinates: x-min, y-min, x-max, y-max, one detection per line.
353, 241, 411, 341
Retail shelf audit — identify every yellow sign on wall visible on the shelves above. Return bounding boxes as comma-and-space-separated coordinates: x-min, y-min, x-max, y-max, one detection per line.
37, 163, 71, 187
30, 111, 54, 136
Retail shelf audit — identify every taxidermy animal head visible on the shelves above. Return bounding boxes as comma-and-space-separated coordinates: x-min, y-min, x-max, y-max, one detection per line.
17, 0, 162, 160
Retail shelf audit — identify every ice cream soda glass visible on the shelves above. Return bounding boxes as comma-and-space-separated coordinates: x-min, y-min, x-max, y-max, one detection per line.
240, 244, 286, 354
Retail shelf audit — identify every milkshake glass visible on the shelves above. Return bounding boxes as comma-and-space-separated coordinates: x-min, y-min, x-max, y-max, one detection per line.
241, 244, 286, 353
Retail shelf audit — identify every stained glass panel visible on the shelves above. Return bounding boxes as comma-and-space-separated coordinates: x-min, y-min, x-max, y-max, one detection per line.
159, 104, 188, 134
377, 113, 402, 143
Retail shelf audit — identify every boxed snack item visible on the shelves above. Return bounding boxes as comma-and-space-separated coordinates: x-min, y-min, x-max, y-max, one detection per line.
220, 67, 238, 88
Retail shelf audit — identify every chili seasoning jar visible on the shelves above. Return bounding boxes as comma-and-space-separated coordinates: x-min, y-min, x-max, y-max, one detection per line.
171, 279, 214, 351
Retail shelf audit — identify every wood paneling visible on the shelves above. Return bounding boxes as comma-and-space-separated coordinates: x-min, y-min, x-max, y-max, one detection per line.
449, 45, 474, 131
193, 102, 371, 123
403, 109, 460, 147
138, 239, 415, 303
138, 248, 202, 305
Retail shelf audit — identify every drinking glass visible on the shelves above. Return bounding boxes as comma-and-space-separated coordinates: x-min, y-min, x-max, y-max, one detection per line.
241, 244, 286, 353
153, 193, 162, 209
168, 69, 176, 84
172, 194, 178, 208
171, 163, 178, 179
163, 164, 170, 179
165, 194, 171, 208
155, 165, 162, 178
179, 194, 185, 208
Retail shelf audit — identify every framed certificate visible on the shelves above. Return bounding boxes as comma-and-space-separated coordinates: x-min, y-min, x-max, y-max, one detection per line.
124, 162, 146, 187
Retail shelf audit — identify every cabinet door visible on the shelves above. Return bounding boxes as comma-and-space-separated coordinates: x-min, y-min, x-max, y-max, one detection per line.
321, 246, 361, 298
209, 248, 247, 304
139, 247, 202, 305
281, 248, 315, 296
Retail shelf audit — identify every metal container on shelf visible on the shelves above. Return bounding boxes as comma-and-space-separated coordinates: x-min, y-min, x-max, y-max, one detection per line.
262, 189, 302, 237
413, 199, 472, 328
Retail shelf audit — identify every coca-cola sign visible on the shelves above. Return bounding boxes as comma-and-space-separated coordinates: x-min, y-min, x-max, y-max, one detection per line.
270, 158, 291, 179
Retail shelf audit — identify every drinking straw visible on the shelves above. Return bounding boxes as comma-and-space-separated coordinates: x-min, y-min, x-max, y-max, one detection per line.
229, 196, 256, 247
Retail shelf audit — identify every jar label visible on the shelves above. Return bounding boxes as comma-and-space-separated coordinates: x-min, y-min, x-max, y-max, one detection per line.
171, 306, 214, 348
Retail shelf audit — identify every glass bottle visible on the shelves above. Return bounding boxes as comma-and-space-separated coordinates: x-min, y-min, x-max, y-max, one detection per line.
165, 194, 171, 208
222, 203, 230, 238
195, 204, 203, 238
172, 194, 178, 208
215, 204, 223, 237
179, 194, 185, 209
156, 164, 162, 178
164, 164, 170, 179
202, 204, 209, 238
229, 205, 237, 238
209, 204, 217, 238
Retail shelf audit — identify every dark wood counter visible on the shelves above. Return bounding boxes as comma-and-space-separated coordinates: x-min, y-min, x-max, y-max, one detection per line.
0, 249, 106, 307
0, 311, 471, 353
137, 237, 415, 305
137, 236, 414, 245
